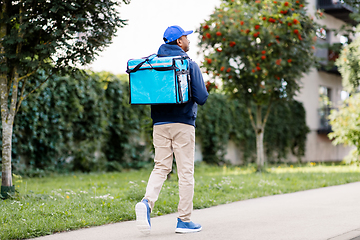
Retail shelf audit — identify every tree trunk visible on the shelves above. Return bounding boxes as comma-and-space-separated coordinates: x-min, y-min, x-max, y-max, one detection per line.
1, 68, 19, 192
0, 73, 16, 199
0, 71, 18, 198
0, 2, 15, 196
0, 1, 23, 198
255, 105, 265, 171
1, 119, 13, 188
248, 103, 272, 172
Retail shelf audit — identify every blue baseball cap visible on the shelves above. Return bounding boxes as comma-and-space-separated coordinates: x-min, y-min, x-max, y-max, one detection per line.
163, 25, 193, 43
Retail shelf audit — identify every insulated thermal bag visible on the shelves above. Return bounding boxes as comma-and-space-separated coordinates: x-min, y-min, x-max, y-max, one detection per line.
126, 54, 191, 105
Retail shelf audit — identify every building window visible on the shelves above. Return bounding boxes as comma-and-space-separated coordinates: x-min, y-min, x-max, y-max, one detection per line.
318, 86, 332, 132
319, 85, 331, 107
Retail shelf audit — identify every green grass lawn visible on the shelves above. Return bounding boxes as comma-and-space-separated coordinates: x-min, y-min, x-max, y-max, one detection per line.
1, 163, 360, 240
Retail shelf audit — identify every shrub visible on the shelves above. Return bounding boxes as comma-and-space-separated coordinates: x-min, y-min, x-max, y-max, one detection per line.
196, 93, 309, 165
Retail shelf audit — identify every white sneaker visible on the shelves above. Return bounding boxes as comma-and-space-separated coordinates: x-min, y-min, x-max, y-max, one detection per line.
135, 199, 151, 235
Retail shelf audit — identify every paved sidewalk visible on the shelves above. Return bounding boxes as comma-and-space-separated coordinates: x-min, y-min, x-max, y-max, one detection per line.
33, 182, 360, 240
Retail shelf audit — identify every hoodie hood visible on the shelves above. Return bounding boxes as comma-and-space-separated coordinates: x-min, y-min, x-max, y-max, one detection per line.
157, 44, 188, 57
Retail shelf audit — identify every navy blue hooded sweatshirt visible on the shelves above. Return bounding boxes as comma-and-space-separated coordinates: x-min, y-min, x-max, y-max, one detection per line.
151, 44, 209, 127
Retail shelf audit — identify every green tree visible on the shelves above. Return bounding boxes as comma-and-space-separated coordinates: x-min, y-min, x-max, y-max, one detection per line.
336, 27, 360, 94
328, 93, 360, 165
198, 0, 318, 171
329, 24, 360, 165
0, 0, 129, 198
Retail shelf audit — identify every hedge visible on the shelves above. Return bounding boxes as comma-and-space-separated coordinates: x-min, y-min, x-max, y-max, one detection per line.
0, 72, 309, 176
6, 72, 151, 176
196, 92, 309, 164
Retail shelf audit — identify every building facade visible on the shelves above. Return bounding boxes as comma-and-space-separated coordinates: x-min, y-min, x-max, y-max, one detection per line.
293, 0, 355, 162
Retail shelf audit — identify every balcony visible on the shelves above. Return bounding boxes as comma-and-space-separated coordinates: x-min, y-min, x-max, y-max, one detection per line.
315, 39, 342, 75
317, 107, 335, 134
317, 0, 358, 25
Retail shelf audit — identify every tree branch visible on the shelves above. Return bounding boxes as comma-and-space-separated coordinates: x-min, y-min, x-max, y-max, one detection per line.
15, 64, 40, 112
262, 99, 273, 130
15, 77, 27, 114
247, 106, 257, 132
8, 1, 25, 119
20, 73, 54, 107
9, 68, 19, 120
17, 68, 38, 82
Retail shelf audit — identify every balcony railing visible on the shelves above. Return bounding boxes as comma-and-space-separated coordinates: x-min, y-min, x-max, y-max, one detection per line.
317, 107, 336, 134
317, 0, 358, 25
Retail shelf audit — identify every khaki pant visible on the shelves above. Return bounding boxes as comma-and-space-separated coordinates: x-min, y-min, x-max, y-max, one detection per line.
144, 123, 195, 222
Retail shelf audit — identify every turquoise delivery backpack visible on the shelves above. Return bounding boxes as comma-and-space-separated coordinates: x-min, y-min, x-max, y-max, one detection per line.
126, 54, 191, 105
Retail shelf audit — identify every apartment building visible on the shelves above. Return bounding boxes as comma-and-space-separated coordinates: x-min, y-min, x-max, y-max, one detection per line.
293, 0, 355, 162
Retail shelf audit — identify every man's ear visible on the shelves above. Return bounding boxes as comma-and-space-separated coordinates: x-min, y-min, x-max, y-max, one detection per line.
177, 38, 181, 46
